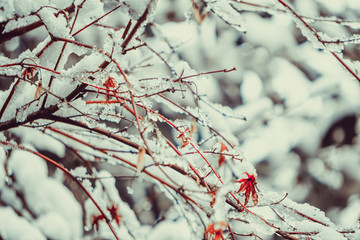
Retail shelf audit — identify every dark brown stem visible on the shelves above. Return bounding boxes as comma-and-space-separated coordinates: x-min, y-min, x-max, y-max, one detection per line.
0, 83, 87, 131
122, 20, 132, 39
121, 3, 150, 52
0, 4, 75, 45
0, 78, 20, 120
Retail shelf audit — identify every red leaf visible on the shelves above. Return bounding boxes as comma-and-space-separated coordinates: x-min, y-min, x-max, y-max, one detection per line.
22, 67, 36, 80
107, 204, 122, 226
244, 186, 251, 206
210, 192, 216, 208
91, 214, 105, 231
251, 186, 258, 206
204, 222, 226, 240
176, 132, 185, 139
238, 182, 247, 193
34, 81, 43, 99
220, 142, 228, 152
137, 146, 146, 171
180, 140, 189, 148
237, 178, 247, 184
177, 129, 191, 148
236, 172, 258, 206
218, 154, 226, 166
103, 76, 116, 89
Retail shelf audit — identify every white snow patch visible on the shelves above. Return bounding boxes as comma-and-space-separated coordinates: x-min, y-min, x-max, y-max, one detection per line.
0, 207, 46, 240
148, 218, 191, 240
11, 128, 65, 158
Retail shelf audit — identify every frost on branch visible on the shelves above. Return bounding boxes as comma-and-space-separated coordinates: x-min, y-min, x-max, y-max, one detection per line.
1, 0, 360, 239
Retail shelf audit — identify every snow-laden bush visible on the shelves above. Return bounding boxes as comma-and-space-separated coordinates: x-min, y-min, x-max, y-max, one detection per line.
1, 0, 360, 239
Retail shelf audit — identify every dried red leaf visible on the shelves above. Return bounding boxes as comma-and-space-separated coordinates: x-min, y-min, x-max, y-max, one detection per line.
137, 146, 146, 171
191, 0, 209, 24
177, 129, 191, 148
103, 76, 116, 89
176, 131, 185, 139
220, 142, 228, 152
91, 214, 105, 231
236, 172, 258, 206
107, 204, 122, 226
218, 142, 229, 166
251, 186, 258, 206
179, 140, 189, 148
22, 67, 36, 80
34, 81, 42, 99
91, 204, 122, 230
218, 154, 226, 167
210, 192, 216, 208
204, 222, 226, 240
190, 120, 196, 134
102, 77, 117, 102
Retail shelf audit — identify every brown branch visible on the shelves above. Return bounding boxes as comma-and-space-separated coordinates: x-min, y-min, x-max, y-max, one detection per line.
0, 4, 75, 45
0, 83, 87, 131
71, 4, 122, 37
0, 21, 43, 45
122, 20, 132, 39
0, 78, 20, 120
121, 3, 150, 52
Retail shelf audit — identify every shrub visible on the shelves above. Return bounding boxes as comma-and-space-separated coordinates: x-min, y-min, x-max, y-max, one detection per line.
1, 0, 360, 239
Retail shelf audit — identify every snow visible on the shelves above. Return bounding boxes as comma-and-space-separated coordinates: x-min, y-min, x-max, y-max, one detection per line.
242, 13, 295, 52
4, 37, 20, 52
295, 0, 319, 17
12, 0, 47, 16
73, 0, 105, 31
308, 158, 343, 189
0, 207, 46, 240
315, 0, 346, 15
10, 127, 65, 158
0, 148, 5, 191
207, 0, 247, 32
36, 212, 72, 240
148, 218, 191, 240
315, 227, 347, 240
240, 70, 263, 103
270, 57, 310, 106
7, 147, 82, 238
8, 147, 48, 185
347, 0, 360, 10
335, 195, 360, 228
38, 8, 69, 38
122, 0, 153, 19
